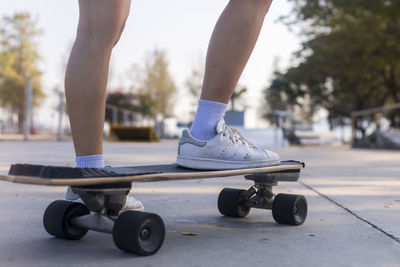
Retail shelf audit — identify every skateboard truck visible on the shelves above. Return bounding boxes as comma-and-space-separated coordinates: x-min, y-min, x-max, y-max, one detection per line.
217, 169, 307, 224
63, 184, 132, 235
42, 183, 165, 256
234, 169, 301, 210
238, 185, 275, 210
72, 182, 132, 216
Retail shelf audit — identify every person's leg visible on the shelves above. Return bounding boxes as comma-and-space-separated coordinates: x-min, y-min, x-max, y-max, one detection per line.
65, 0, 131, 157
190, 0, 273, 140
65, 0, 143, 210
178, 0, 279, 170
201, 0, 272, 103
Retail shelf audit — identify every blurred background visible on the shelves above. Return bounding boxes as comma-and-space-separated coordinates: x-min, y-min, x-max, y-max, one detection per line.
0, 0, 399, 150
0, 3, 399, 264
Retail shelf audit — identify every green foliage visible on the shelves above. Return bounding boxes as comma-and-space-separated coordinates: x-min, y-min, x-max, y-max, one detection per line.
264, 0, 400, 128
185, 62, 203, 118
230, 85, 247, 111
186, 65, 203, 101
0, 12, 44, 132
263, 71, 292, 122
139, 49, 177, 120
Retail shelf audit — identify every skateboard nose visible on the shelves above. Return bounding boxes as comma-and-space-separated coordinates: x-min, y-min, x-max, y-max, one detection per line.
265, 150, 280, 161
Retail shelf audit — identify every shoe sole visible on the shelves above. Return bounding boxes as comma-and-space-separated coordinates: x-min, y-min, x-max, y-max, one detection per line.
176, 156, 281, 170
120, 207, 145, 213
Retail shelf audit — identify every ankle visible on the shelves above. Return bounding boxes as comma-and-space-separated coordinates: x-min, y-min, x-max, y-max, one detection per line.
75, 154, 104, 168
190, 99, 227, 141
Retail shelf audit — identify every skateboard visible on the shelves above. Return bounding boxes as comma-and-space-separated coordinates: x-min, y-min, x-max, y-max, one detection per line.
0, 160, 307, 256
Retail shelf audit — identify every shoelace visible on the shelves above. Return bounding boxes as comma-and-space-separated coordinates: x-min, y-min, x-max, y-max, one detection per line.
221, 124, 255, 149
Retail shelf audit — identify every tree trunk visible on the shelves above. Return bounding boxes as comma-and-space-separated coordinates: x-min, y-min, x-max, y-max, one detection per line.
18, 111, 24, 134
231, 97, 235, 111
386, 66, 399, 103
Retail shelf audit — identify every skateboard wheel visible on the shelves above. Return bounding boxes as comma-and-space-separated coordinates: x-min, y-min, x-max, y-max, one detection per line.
218, 188, 250, 218
113, 211, 165, 256
272, 194, 307, 225
43, 200, 90, 240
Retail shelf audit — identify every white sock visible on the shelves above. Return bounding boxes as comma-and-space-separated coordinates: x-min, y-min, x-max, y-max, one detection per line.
66, 154, 104, 200
75, 154, 104, 168
190, 99, 227, 141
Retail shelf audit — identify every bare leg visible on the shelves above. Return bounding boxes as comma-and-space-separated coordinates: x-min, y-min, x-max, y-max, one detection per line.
179, 0, 280, 170
65, 0, 131, 156
201, 0, 273, 103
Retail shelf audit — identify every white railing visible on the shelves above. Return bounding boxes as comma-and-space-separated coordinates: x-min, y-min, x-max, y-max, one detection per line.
350, 103, 400, 145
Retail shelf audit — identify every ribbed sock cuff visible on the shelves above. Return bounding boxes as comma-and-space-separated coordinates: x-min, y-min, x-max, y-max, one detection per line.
75, 154, 104, 168
190, 99, 227, 141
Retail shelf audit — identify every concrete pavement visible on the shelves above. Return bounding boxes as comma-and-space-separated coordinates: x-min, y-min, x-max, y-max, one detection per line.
0, 140, 399, 266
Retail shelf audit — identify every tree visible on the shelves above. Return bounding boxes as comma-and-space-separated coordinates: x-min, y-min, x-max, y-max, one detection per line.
0, 12, 44, 133
264, 0, 400, 132
185, 60, 204, 119
263, 71, 294, 123
230, 85, 247, 111
138, 49, 177, 121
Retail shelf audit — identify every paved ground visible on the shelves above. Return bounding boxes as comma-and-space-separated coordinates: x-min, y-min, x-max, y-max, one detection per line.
0, 140, 399, 266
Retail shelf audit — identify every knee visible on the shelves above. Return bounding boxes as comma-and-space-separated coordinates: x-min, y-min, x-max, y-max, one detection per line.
112, 19, 128, 47
76, 12, 129, 48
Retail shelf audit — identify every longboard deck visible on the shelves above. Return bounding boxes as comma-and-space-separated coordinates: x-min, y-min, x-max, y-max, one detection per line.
0, 160, 304, 186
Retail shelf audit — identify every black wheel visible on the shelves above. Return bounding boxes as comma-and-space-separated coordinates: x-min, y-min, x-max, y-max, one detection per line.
113, 211, 165, 256
272, 194, 307, 225
43, 200, 90, 240
218, 188, 250, 218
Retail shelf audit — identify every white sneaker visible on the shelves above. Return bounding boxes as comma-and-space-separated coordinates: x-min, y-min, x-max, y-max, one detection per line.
120, 195, 144, 212
65, 186, 144, 212
177, 119, 280, 170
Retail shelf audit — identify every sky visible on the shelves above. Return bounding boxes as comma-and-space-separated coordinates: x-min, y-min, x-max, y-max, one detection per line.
2, 0, 301, 129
